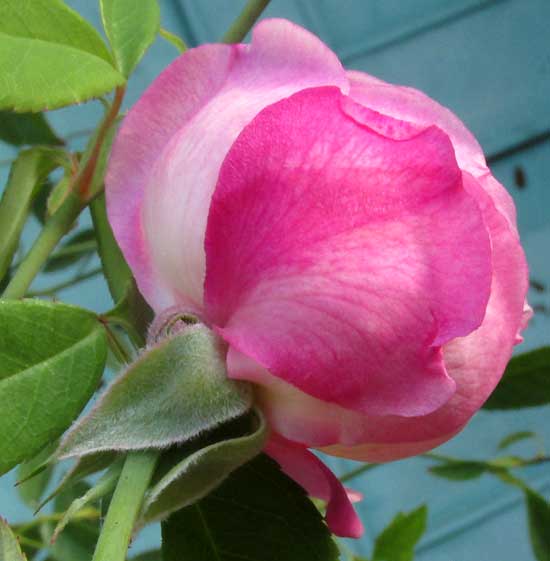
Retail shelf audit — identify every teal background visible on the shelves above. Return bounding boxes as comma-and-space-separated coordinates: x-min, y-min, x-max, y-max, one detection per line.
0, 1, 549, 559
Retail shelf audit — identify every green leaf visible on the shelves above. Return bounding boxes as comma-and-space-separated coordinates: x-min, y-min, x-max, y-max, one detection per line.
0, 518, 28, 561
0, 147, 63, 279
162, 454, 339, 561
484, 347, 550, 410
0, 0, 125, 112
141, 411, 267, 524
43, 482, 100, 561
498, 431, 537, 450
51, 459, 122, 542
428, 461, 488, 481
0, 299, 107, 475
58, 325, 252, 458
44, 229, 97, 272
0, 0, 112, 62
37, 452, 117, 513
0, 35, 125, 112
525, 489, 550, 561
100, 0, 160, 77
16, 442, 57, 509
45, 174, 71, 219
0, 111, 62, 146
372, 505, 428, 561
90, 193, 133, 303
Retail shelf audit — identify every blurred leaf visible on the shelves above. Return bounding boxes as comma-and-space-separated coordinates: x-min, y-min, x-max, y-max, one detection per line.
525, 488, 550, 561
58, 325, 252, 458
90, 193, 133, 302
162, 454, 339, 561
0, 0, 125, 112
16, 442, 57, 510
428, 461, 487, 481
42, 482, 100, 561
372, 505, 427, 561
37, 452, 117, 513
498, 431, 537, 451
141, 411, 267, 524
100, 0, 160, 77
0, 299, 107, 475
484, 347, 550, 410
44, 229, 97, 272
0, 518, 28, 561
0, 112, 62, 146
45, 175, 71, 219
0, 148, 63, 279
51, 459, 122, 542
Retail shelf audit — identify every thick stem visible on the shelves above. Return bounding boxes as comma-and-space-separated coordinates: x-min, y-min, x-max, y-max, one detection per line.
2, 192, 82, 299
222, 0, 271, 43
91, 452, 158, 561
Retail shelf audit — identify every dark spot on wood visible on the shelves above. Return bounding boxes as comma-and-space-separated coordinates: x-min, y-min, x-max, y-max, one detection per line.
514, 166, 527, 189
530, 279, 546, 292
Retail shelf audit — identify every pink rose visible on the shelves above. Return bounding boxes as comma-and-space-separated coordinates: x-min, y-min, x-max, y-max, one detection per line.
106, 19, 530, 538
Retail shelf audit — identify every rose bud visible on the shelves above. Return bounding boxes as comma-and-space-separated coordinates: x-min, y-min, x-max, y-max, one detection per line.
106, 19, 530, 538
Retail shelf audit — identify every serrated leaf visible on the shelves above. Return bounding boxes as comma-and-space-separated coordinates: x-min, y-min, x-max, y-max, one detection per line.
484, 347, 550, 410
0, 111, 62, 146
0, 299, 107, 475
52, 459, 122, 542
0, 0, 112, 62
498, 431, 537, 451
44, 228, 97, 272
162, 454, 339, 561
58, 325, 252, 458
141, 411, 267, 524
0, 34, 125, 112
525, 489, 550, 561
0, 518, 28, 561
100, 0, 160, 77
372, 505, 428, 561
0, 147, 63, 278
428, 461, 487, 481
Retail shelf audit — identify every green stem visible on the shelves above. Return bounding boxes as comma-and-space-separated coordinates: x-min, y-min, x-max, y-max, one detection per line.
2, 192, 82, 299
222, 0, 271, 43
91, 452, 158, 561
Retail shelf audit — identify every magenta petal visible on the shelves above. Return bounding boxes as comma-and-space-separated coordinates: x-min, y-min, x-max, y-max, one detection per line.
265, 435, 364, 538
206, 87, 492, 416
106, 19, 347, 312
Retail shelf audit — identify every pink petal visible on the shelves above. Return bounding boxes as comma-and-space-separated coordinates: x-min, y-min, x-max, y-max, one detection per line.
239, 171, 527, 462
346, 70, 487, 177
347, 70, 519, 231
206, 87, 492, 417
265, 435, 364, 538
106, 19, 347, 312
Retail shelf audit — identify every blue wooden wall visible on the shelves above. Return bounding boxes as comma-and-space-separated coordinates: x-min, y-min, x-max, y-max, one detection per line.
0, 1, 548, 559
